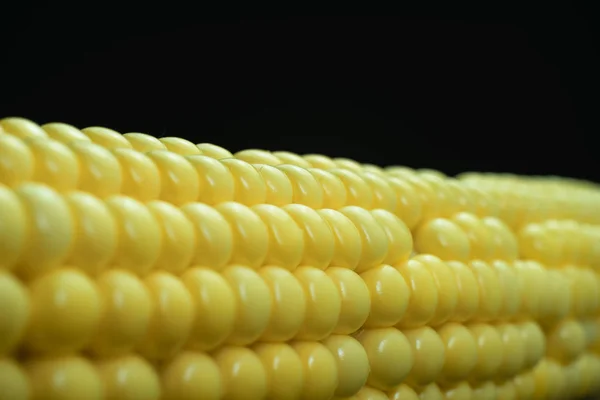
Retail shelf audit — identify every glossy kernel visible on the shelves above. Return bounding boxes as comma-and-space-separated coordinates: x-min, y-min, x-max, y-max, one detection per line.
27, 356, 103, 400
221, 158, 267, 206
413, 254, 459, 327
0, 272, 30, 354
0, 135, 35, 187
291, 341, 338, 400
259, 266, 307, 342
326, 267, 371, 334
138, 272, 194, 360
414, 218, 471, 262
330, 169, 374, 209
371, 209, 413, 265
123, 132, 167, 152
26, 138, 80, 193
82, 126, 132, 149
254, 164, 294, 206
160, 351, 222, 400
467, 323, 503, 382
322, 335, 370, 398
90, 270, 152, 357
65, 191, 118, 275
356, 328, 414, 391
303, 153, 337, 169
284, 204, 335, 270
1, 117, 48, 139
181, 203, 234, 270
387, 384, 419, 400
545, 319, 586, 364
213, 346, 267, 400
339, 206, 389, 273
294, 266, 342, 341
482, 216, 519, 262
518, 320, 546, 370
160, 137, 202, 156
358, 172, 397, 212
277, 164, 324, 209
403, 326, 446, 386
309, 168, 348, 209
492, 260, 521, 319
253, 343, 304, 400
469, 260, 502, 321
235, 149, 282, 165
15, 183, 74, 280
272, 151, 312, 168
181, 267, 236, 351
395, 259, 439, 329
95, 354, 161, 400
360, 265, 409, 328
186, 155, 236, 204
146, 150, 200, 206
26, 269, 101, 354
386, 177, 422, 230
105, 195, 161, 276
318, 209, 362, 270
437, 322, 478, 383
496, 323, 526, 379
111, 148, 161, 202
334, 157, 364, 173
196, 143, 233, 159
69, 141, 123, 198
222, 265, 272, 345
216, 202, 269, 269
147, 201, 195, 274
451, 212, 493, 261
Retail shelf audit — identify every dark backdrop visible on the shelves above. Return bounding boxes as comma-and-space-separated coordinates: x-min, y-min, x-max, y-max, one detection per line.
1, 11, 598, 181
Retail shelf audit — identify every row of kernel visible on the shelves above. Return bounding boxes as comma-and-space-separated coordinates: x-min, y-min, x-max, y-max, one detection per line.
459, 172, 600, 226
0, 131, 417, 228
355, 321, 545, 394
4, 253, 593, 360
0, 260, 483, 357
0, 340, 354, 400
1, 118, 504, 228
268, 155, 501, 225
1, 265, 356, 357
363, 355, 600, 400
235, 152, 513, 229
2, 188, 597, 336
0, 131, 427, 229
0, 357, 529, 400
518, 219, 600, 268
0, 182, 416, 278
4, 251, 576, 360
413, 213, 519, 262
0, 259, 551, 362
0, 322, 549, 400
2, 262, 417, 357
235, 150, 501, 226
7, 117, 600, 228
1, 121, 409, 212
398, 256, 599, 326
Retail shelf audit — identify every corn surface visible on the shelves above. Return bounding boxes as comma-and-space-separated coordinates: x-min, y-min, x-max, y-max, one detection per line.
1, 116, 600, 400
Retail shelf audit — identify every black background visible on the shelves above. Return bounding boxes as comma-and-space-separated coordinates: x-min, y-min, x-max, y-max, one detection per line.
1, 10, 598, 181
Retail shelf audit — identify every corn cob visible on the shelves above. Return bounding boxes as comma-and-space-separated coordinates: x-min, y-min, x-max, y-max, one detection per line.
1, 116, 600, 400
